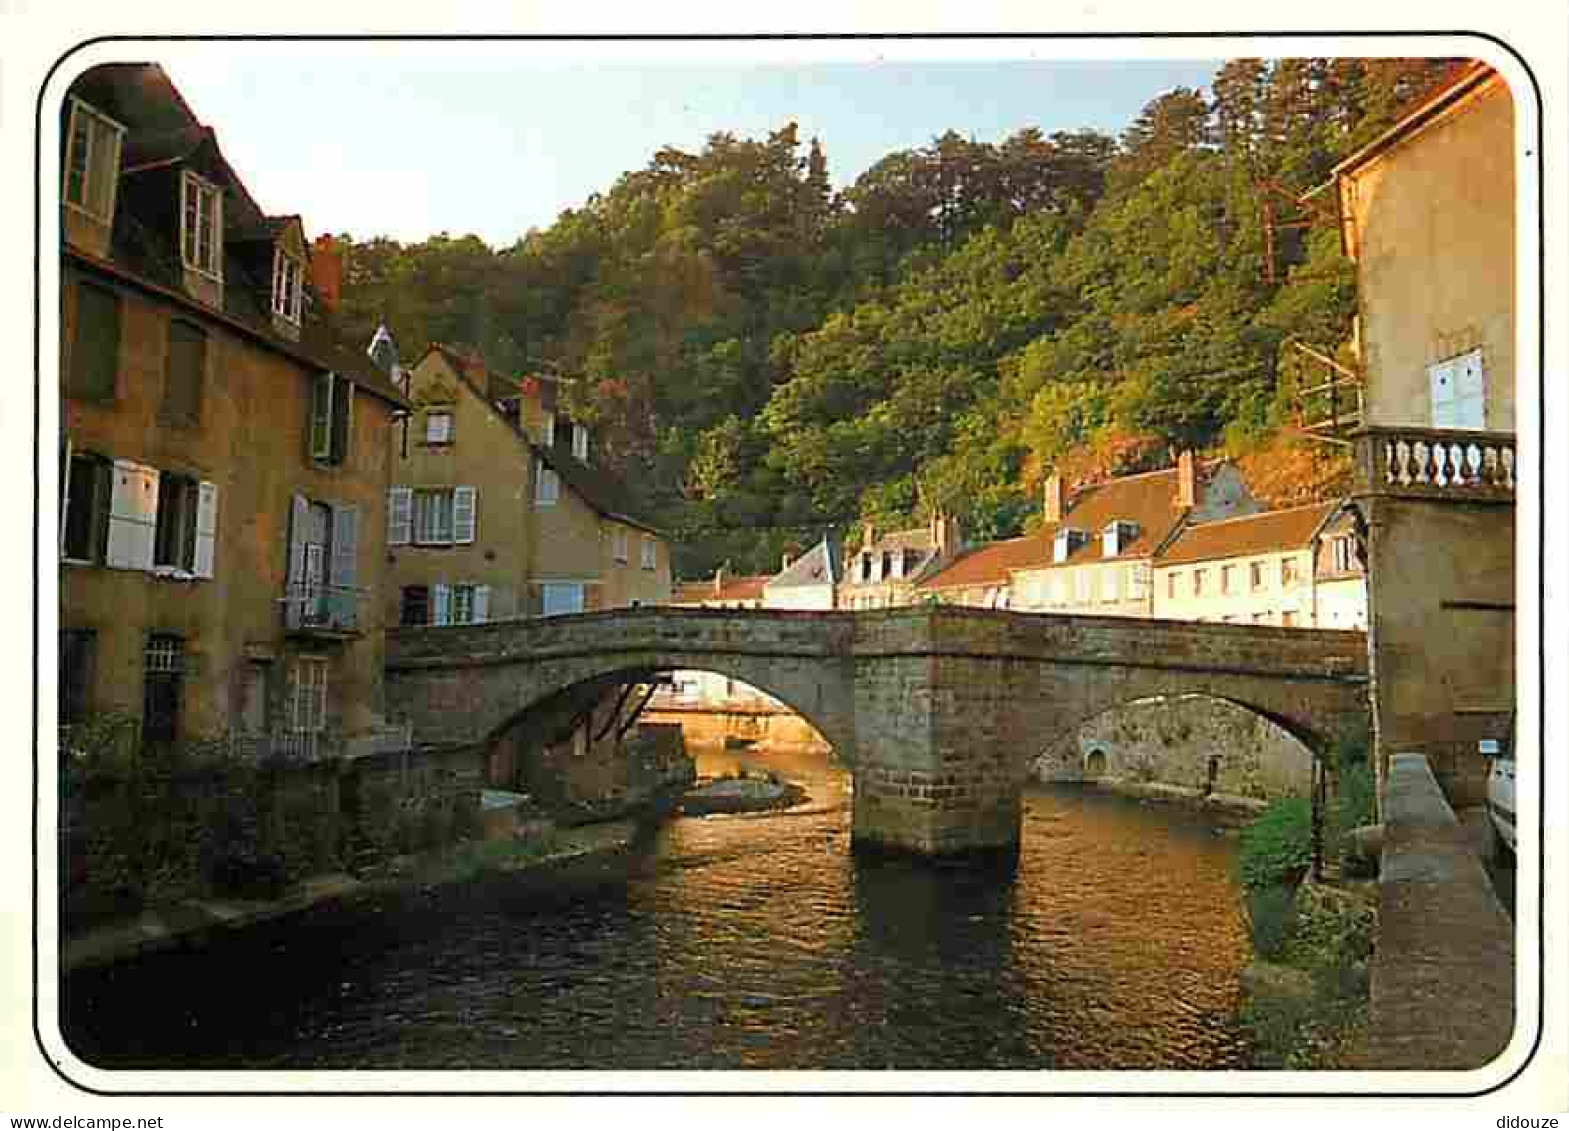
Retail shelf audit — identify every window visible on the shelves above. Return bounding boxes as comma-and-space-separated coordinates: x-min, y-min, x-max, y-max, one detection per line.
1330, 536, 1356, 574
1282, 558, 1300, 587
405, 487, 475, 546
271, 247, 303, 324
1281, 610, 1300, 628
400, 585, 430, 626
424, 407, 453, 445
572, 423, 589, 462
142, 634, 184, 745
69, 282, 120, 401
290, 656, 329, 734
1429, 349, 1485, 430
541, 582, 585, 617
1167, 572, 1178, 600
414, 489, 452, 544
1250, 561, 1265, 590
180, 171, 223, 279
63, 98, 124, 223
309, 372, 352, 464
534, 459, 559, 506
59, 629, 96, 728
613, 528, 629, 563
162, 320, 205, 426
859, 554, 872, 582
1192, 568, 1206, 597
450, 583, 490, 624
1074, 569, 1091, 604
62, 451, 111, 562
153, 473, 200, 571
1101, 567, 1119, 603
641, 536, 658, 571
1221, 565, 1237, 595
1102, 520, 1137, 558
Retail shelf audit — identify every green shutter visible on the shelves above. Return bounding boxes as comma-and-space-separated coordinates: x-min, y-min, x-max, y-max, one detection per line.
70, 283, 119, 401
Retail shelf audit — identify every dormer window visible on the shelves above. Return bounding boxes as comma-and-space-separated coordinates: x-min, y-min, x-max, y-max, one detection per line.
1102, 520, 1138, 557
271, 246, 304, 325
1053, 527, 1087, 564
180, 171, 223, 279
63, 98, 125, 224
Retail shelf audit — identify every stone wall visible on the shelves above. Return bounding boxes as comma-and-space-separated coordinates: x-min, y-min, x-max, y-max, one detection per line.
1366, 753, 1514, 1069
1034, 693, 1317, 799
1359, 494, 1514, 808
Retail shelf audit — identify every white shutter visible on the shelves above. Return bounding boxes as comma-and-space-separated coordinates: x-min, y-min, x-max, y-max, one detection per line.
433, 583, 452, 626
1429, 359, 1457, 428
388, 487, 412, 545
106, 459, 157, 570
59, 435, 73, 557
193, 480, 218, 579
473, 585, 490, 623
331, 504, 358, 589
285, 493, 309, 629
453, 486, 477, 544
1455, 349, 1486, 429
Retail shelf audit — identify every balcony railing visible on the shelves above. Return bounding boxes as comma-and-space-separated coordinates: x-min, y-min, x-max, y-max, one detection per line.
283, 582, 362, 635
1354, 426, 1516, 501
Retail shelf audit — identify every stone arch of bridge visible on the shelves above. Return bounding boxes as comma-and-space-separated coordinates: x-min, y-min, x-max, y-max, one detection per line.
478, 657, 852, 765
1031, 692, 1330, 798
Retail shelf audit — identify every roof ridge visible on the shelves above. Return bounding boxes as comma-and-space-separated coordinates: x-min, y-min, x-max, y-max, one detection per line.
1175, 500, 1335, 530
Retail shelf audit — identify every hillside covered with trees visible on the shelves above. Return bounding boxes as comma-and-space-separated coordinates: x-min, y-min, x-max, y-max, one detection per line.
328, 58, 1458, 577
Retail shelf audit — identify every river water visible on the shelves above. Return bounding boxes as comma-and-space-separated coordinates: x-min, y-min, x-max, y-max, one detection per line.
61, 747, 1252, 1071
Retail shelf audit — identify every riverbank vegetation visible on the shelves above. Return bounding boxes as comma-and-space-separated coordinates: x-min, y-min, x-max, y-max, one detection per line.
1234, 735, 1379, 1068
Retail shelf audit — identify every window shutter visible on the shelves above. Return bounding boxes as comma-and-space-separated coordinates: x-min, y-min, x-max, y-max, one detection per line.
106, 460, 157, 570
473, 585, 490, 623
453, 486, 477, 543
193, 480, 218, 579
331, 379, 353, 464
285, 493, 309, 629
330, 503, 358, 590
59, 434, 73, 556
71, 283, 120, 402
388, 487, 412, 545
310, 373, 333, 459
1428, 359, 1457, 428
433, 583, 452, 626
1455, 349, 1486, 429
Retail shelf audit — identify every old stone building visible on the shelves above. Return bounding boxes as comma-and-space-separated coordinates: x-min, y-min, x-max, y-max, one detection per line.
1153, 501, 1368, 629
385, 343, 671, 626
1329, 60, 1518, 806
59, 63, 410, 759
923, 453, 1262, 614
839, 515, 962, 609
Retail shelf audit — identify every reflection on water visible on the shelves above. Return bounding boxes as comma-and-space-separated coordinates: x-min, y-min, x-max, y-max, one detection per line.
62, 746, 1250, 1070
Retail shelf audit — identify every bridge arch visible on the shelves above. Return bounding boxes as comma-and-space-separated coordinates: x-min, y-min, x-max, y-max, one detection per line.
1031, 693, 1322, 801
480, 660, 847, 762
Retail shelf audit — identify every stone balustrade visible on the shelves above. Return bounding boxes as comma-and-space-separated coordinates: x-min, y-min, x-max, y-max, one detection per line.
1355, 425, 1516, 501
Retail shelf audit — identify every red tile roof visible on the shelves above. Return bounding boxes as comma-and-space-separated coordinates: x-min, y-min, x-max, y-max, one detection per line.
920, 464, 1201, 590
671, 575, 771, 605
1155, 502, 1337, 567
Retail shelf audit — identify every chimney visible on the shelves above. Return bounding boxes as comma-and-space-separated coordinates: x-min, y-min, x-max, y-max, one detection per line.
863, 521, 876, 549
931, 510, 957, 557
1043, 474, 1064, 524
1176, 450, 1198, 508
312, 235, 343, 312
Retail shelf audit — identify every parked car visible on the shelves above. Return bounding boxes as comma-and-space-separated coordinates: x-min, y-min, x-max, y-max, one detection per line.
1481, 714, 1516, 863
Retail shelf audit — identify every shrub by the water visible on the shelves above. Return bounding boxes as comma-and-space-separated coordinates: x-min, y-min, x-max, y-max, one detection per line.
1237, 797, 1314, 892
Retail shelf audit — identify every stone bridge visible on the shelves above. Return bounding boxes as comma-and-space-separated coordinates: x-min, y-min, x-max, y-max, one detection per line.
385, 606, 1370, 857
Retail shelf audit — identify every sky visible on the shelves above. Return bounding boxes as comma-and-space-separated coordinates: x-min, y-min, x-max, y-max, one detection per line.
159, 46, 1226, 249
